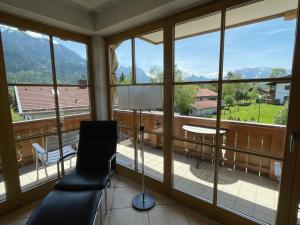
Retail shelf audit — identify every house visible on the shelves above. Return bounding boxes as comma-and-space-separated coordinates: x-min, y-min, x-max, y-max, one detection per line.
191, 88, 218, 117
14, 86, 90, 120
266, 76, 291, 105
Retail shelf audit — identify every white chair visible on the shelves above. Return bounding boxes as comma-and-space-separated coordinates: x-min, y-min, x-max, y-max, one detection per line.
32, 131, 79, 180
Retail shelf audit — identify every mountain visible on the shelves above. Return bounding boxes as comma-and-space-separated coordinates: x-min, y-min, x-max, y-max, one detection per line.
233, 67, 274, 79
184, 74, 213, 82
1, 29, 86, 84
115, 65, 150, 83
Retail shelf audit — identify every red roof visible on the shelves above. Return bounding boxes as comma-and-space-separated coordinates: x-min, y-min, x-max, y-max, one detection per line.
192, 100, 217, 110
15, 86, 90, 114
196, 88, 217, 98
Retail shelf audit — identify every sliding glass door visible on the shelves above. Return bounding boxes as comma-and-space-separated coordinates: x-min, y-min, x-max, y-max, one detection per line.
172, 1, 298, 224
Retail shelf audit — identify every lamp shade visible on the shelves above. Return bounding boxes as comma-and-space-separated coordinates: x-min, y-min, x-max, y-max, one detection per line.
117, 85, 163, 110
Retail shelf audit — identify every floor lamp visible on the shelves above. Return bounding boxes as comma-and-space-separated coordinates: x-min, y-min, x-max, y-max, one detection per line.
117, 85, 163, 210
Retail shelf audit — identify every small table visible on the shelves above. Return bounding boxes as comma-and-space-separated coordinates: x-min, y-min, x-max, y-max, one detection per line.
182, 125, 227, 167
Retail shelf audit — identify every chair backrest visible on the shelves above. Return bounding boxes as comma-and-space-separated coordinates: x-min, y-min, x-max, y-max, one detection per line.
76, 121, 117, 171
46, 135, 59, 151
62, 131, 79, 150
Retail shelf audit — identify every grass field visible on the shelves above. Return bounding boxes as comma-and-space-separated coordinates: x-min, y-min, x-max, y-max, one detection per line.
213, 103, 284, 124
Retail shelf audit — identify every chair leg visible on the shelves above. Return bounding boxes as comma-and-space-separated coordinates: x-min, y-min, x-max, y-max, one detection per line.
105, 185, 108, 214
36, 154, 39, 181
43, 163, 48, 177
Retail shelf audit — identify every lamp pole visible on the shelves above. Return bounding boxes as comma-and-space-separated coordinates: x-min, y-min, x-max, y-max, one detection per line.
258, 95, 262, 123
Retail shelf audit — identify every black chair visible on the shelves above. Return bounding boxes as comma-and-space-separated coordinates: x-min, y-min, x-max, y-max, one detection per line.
26, 189, 103, 225
54, 121, 118, 213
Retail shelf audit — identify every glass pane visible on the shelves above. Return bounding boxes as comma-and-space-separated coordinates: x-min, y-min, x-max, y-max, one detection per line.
173, 84, 218, 146
109, 40, 133, 85
0, 25, 52, 84
0, 146, 6, 201
57, 86, 91, 131
218, 150, 281, 225
224, 0, 298, 80
220, 82, 290, 157
135, 30, 163, 83
10, 85, 59, 190
173, 139, 215, 202
174, 12, 221, 82
111, 88, 135, 169
53, 38, 88, 85
136, 86, 164, 181
62, 130, 79, 172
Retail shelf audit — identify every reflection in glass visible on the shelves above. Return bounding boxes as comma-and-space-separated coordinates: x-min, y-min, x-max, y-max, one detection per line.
109, 40, 133, 85
0, 25, 52, 84
53, 38, 88, 85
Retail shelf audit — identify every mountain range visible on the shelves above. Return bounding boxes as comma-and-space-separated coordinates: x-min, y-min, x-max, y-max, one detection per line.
1, 28, 290, 84
1, 29, 87, 84
116, 66, 290, 83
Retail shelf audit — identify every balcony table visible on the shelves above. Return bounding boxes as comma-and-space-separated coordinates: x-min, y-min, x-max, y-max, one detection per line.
182, 125, 227, 167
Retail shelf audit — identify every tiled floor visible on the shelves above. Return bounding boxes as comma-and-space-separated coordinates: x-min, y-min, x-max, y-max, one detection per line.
0, 174, 222, 225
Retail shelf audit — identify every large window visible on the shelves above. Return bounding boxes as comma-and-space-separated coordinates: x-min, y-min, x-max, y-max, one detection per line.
172, 1, 297, 225
0, 25, 92, 191
109, 30, 164, 181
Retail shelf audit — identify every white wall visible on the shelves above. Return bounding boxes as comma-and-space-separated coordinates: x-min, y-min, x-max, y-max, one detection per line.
91, 35, 109, 120
275, 83, 290, 104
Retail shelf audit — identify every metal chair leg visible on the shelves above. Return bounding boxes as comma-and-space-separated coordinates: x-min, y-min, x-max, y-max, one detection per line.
105, 185, 108, 214
43, 163, 48, 177
36, 154, 39, 181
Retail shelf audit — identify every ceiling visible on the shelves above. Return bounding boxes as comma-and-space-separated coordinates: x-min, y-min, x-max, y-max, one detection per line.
141, 0, 298, 44
0, 0, 298, 38
0, 0, 213, 36
57, 0, 124, 13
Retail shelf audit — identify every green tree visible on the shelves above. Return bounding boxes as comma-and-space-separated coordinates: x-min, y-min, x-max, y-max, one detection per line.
274, 102, 288, 125
269, 68, 288, 78
173, 66, 197, 115
11, 108, 23, 122
119, 72, 126, 83
224, 95, 234, 106
149, 66, 163, 83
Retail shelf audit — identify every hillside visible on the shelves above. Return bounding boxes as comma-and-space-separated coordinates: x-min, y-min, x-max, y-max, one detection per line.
1, 29, 87, 84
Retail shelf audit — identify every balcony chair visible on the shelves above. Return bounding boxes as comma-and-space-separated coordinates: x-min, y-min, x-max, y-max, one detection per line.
54, 121, 118, 214
32, 130, 79, 180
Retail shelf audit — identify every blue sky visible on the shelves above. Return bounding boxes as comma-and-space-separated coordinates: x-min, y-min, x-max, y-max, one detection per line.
116, 17, 296, 78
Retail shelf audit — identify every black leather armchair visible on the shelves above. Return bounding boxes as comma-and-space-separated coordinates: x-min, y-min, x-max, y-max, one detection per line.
55, 121, 118, 214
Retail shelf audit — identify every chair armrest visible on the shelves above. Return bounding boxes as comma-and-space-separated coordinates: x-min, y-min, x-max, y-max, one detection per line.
32, 143, 46, 155
108, 152, 118, 187
57, 152, 77, 179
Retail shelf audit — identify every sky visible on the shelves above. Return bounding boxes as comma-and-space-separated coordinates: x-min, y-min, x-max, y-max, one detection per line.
115, 17, 297, 79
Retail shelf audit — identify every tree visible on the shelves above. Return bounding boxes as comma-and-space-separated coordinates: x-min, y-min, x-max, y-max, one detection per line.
119, 72, 126, 83
269, 68, 288, 78
149, 66, 163, 83
224, 95, 234, 106
274, 102, 288, 125
173, 66, 197, 115
175, 85, 197, 115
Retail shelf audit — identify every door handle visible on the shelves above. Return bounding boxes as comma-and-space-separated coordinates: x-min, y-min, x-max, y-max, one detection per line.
289, 131, 297, 153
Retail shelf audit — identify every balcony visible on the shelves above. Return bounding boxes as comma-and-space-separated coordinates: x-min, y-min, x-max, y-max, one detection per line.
0, 110, 284, 224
